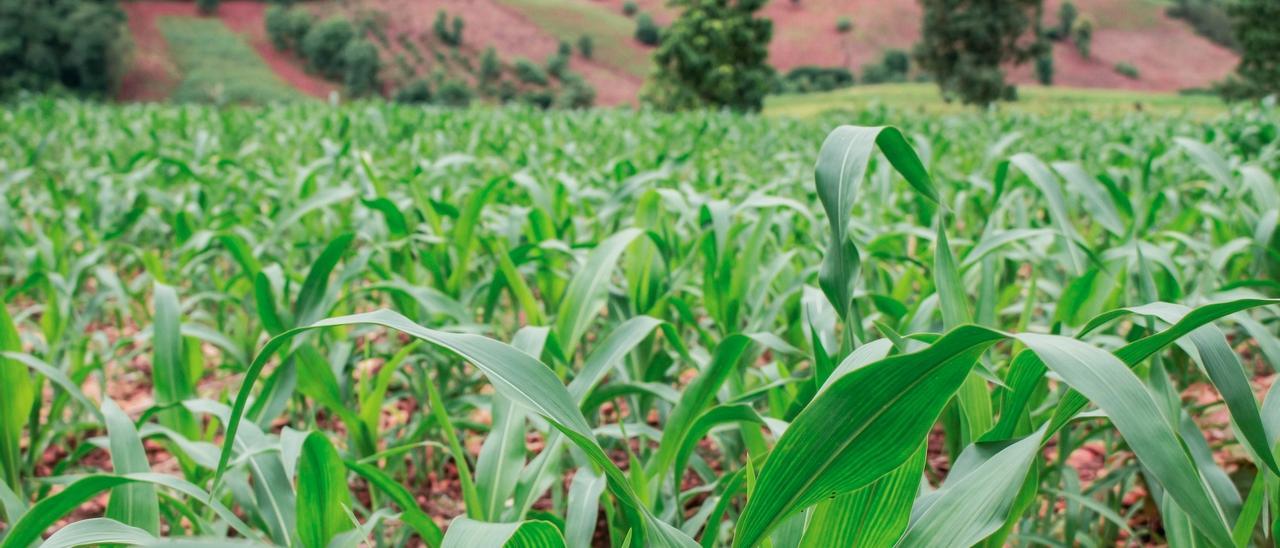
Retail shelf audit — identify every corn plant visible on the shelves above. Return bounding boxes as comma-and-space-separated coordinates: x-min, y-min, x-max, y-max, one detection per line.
0, 99, 1278, 547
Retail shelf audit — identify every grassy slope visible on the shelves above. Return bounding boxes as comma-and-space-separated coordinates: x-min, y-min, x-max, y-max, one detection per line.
158, 17, 303, 104
491, 0, 651, 79
764, 83, 1228, 118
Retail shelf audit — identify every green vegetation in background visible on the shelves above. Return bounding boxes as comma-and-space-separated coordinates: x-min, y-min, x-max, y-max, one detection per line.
494, 0, 651, 78
643, 0, 774, 111
158, 17, 301, 104
915, 0, 1047, 106
0, 0, 130, 97
765, 83, 1230, 118
1220, 0, 1280, 99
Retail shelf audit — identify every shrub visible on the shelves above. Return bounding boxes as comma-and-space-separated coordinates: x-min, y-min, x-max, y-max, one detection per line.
394, 79, 432, 103
265, 6, 289, 50
1073, 18, 1093, 59
578, 35, 594, 59
556, 74, 596, 108
434, 11, 463, 46
882, 49, 909, 75
634, 13, 660, 46
1114, 61, 1139, 79
520, 89, 555, 109
197, 0, 219, 15
433, 11, 448, 43
558, 40, 572, 57
451, 16, 464, 46
394, 53, 414, 80
497, 79, 518, 101
781, 66, 854, 93
283, 9, 314, 51
547, 53, 569, 79
302, 17, 356, 79
861, 62, 893, 85
514, 58, 549, 86
479, 47, 502, 85
836, 16, 853, 34
1055, 2, 1077, 41
340, 39, 381, 97
435, 79, 473, 107
622, 1, 638, 17
861, 50, 910, 84
1036, 53, 1054, 85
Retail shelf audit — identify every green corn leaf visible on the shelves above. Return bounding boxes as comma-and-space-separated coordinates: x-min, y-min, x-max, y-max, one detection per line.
799, 444, 925, 548
1077, 301, 1280, 476
815, 125, 938, 320
102, 398, 160, 535
215, 310, 697, 547
1008, 153, 1083, 274
293, 233, 354, 326
0, 473, 258, 548
296, 431, 354, 548
565, 468, 607, 548
40, 517, 157, 548
647, 334, 753, 482
152, 282, 197, 439
554, 228, 646, 357
896, 427, 1047, 547
1050, 162, 1126, 236
935, 224, 992, 445
0, 305, 33, 502
441, 517, 566, 548
735, 324, 1241, 547
733, 325, 1004, 547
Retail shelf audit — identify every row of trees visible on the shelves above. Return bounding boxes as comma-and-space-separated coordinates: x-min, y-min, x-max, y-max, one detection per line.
642, 0, 1280, 111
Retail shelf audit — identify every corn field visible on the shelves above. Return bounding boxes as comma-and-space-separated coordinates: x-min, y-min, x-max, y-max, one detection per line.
1, 99, 1280, 547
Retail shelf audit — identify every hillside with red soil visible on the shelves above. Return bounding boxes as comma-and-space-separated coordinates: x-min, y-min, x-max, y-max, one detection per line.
118, 0, 1240, 103
119, 1, 336, 102
596, 0, 1239, 93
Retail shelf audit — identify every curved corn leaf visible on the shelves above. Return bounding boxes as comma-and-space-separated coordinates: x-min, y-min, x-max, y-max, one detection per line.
441, 517, 566, 548
296, 431, 353, 548
40, 517, 157, 548
102, 398, 160, 535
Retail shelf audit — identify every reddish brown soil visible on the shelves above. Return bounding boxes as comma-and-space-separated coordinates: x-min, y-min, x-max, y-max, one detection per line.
1009, 0, 1239, 91
353, 0, 643, 105
597, 0, 1237, 93
118, 1, 181, 101
118, 1, 336, 102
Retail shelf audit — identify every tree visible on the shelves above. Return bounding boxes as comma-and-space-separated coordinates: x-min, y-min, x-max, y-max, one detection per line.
641, 0, 774, 112
479, 47, 502, 85
1072, 17, 1093, 59
197, 0, 219, 15
301, 17, 355, 79
914, 0, 1047, 106
341, 39, 381, 97
1226, 0, 1280, 97
0, 0, 131, 97
1035, 52, 1053, 85
634, 13, 660, 46
1054, 1, 1076, 40
578, 35, 594, 59
395, 79, 431, 103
